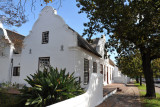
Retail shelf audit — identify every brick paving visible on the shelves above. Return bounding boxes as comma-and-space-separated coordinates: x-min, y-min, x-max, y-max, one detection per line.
97, 83, 141, 107
103, 86, 116, 97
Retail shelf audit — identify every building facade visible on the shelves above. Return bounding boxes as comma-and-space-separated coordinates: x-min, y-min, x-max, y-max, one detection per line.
112, 66, 130, 84
0, 6, 115, 88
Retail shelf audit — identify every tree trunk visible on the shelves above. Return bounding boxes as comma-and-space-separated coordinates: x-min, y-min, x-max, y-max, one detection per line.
136, 76, 139, 83
140, 75, 142, 86
141, 52, 156, 98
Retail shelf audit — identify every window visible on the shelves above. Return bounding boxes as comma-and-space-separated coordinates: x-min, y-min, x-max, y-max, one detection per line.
107, 67, 109, 84
42, 31, 49, 44
93, 62, 97, 73
110, 68, 112, 80
13, 50, 19, 54
79, 77, 81, 84
13, 67, 20, 76
104, 66, 106, 81
38, 57, 50, 71
100, 64, 103, 74
84, 59, 89, 85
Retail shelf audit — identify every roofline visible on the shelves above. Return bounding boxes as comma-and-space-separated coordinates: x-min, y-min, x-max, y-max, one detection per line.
68, 26, 102, 58
77, 35, 102, 57
6, 29, 25, 37
109, 58, 115, 66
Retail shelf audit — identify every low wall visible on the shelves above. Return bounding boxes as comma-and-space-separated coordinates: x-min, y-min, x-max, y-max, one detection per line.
48, 73, 103, 107
113, 76, 130, 84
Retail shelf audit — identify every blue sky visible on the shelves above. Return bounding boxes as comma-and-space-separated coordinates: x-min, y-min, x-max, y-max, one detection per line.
2, 0, 117, 63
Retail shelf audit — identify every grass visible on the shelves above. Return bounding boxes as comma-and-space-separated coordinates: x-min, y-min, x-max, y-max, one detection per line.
135, 82, 160, 107
135, 83, 146, 90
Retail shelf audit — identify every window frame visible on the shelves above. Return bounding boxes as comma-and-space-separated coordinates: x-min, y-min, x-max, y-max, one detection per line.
38, 57, 50, 71
42, 31, 49, 44
84, 58, 89, 85
110, 68, 112, 80
100, 64, 103, 74
104, 66, 106, 81
13, 66, 20, 76
93, 62, 97, 73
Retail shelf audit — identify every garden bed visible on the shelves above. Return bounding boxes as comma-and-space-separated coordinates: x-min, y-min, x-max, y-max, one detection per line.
0, 88, 25, 107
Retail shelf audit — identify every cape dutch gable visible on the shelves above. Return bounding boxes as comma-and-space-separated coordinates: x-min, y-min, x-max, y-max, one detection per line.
0, 6, 116, 88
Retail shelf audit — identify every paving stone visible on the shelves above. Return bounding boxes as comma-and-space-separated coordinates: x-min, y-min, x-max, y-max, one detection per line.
97, 83, 141, 107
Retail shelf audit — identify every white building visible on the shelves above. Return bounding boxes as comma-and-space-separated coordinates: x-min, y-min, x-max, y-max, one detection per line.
0, 6, 115, 88
112, 66, 130, 84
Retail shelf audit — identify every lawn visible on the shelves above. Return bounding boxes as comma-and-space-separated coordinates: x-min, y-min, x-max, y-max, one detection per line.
135, 83, 160, 107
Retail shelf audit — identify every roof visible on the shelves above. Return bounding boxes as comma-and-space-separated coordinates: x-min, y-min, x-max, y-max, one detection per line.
109, 59, 115, 66
89, 38, 100, 50
77, 35, 102, 57
68, 26, 102, 57
6, 29, 25, 53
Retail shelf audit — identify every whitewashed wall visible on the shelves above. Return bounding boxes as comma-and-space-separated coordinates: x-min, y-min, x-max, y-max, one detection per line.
19, 6, 77, 85
0, 6, 113, 91
0, 24, 14, 83
19, 6, 104, 89
113, 66, 121, 77
73, 47, 103, 88
0, 45, 13, 83
113, 76, 130, 84
113, 66, 130, 84
11, 54, 21, 83
48, 73, 103, 107
103, 59, 114, 86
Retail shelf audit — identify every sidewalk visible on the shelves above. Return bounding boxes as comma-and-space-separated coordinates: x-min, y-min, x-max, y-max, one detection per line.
97, 83, 141, 107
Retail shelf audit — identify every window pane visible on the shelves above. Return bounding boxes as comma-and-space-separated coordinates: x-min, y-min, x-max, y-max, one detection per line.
100, 64, 103, 74
93, 62, 97, 73
84, 59, 89, 85
39, 57, 50, 71
13, 67, 20, 76
42, 31, 49, 44
104, 66, 106, 81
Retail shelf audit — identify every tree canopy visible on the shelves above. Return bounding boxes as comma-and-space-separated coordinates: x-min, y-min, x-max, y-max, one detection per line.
117, 50, 160, 78
152, 58, 160, 78
0, 0, 58, 27
77, 0, 160, 97
116, 50, 143, 78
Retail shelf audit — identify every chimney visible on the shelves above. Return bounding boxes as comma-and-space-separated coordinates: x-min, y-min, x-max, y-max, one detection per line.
0, 21, 3, 28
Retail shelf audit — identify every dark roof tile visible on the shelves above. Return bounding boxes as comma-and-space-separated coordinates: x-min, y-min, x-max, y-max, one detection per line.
109, 59, 115, 66
6, 29, 25, 53
68, 26, 101, 57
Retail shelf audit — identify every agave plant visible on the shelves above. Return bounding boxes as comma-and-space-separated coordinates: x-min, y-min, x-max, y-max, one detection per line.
20, 67, 84, 107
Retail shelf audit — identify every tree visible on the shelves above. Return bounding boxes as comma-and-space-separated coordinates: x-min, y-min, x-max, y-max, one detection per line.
77, 0, 160, 97
152, 58, 160, 78
116, 50, 143, 85
0, 0, 59, 27
117, 50, 160, 85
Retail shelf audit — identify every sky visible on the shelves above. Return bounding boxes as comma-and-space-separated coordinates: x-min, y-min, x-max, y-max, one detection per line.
2, 0, 117, 63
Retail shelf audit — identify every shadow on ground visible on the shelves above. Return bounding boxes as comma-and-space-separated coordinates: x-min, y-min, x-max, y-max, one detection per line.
125, 84, 139, 87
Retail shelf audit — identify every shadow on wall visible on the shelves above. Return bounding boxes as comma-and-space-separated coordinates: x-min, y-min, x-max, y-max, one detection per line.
48, 73, 103, 107
75, 50, 100, 89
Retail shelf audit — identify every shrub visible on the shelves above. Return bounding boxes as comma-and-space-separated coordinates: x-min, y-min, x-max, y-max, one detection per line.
0, 92, 25, 107
20, 67, 84, 106
1, 82, 20, 89
0, 84, 25, 107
